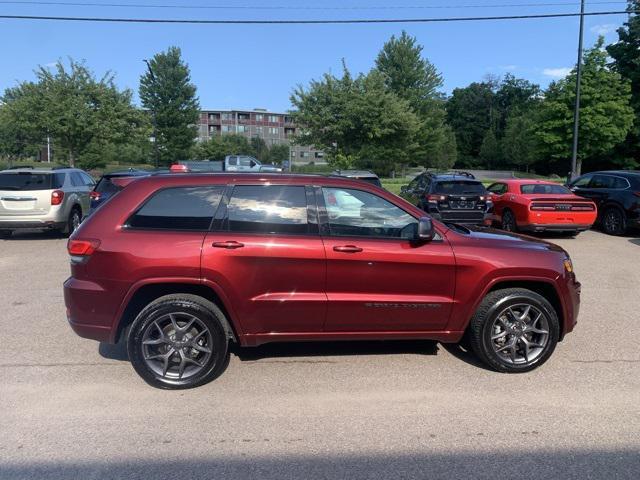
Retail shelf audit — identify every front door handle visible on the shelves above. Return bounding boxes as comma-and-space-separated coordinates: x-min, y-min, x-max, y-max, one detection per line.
212, 241, 245, 249
333, 245, 363, 253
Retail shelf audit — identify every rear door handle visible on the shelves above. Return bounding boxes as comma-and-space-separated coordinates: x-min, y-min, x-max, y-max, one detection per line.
212, 241, 245, 249
333, 245, 363, 253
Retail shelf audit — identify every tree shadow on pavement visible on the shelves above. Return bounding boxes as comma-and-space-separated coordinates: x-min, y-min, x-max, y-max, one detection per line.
1, 449, 638, 480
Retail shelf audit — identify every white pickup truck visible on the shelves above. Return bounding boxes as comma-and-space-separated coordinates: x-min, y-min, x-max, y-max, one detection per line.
172, 155, 283, 173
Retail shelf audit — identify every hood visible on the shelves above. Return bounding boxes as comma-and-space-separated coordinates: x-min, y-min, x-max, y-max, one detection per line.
450, 224, 566, 254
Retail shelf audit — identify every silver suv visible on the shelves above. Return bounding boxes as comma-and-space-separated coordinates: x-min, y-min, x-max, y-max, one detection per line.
0, 167, 95, 237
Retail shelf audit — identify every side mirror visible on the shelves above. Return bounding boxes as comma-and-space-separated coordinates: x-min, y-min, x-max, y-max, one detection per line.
416, 217, 435, 242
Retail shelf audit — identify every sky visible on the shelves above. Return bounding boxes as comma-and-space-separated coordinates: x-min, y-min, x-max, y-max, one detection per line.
0, 1, 632, 112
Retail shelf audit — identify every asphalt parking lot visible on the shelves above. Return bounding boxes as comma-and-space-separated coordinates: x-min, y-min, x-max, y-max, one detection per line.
1, 229, 639, 479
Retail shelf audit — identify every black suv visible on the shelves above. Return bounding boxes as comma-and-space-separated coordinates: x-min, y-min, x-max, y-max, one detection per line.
568, 170, 640, 235
400, 172, 492, 226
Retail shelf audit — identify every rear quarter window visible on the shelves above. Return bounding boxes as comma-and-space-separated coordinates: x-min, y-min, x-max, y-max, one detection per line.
128, 186, 224, 230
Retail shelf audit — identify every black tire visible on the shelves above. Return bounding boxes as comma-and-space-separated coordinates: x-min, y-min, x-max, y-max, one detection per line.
127, 294, 230, 389
601, 206, 627, 236
468, 288, 560, 373
501, 209, 517, 232
64, 207, 82, 236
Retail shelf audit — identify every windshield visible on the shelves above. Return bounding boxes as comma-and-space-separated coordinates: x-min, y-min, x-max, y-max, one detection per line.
0, 172, 58, 191
520, 184, 570, 195
434, 181, 486, 195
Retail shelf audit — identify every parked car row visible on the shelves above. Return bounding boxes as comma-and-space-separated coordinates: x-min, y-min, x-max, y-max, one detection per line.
399, 170, 640, 236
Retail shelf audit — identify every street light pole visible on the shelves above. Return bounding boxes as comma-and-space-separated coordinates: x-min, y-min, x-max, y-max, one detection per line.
143, 59, 159, 169
570, 0, 585, 181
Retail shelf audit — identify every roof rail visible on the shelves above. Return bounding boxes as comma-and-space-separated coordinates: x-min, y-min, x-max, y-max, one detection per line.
8, 165, 33, 169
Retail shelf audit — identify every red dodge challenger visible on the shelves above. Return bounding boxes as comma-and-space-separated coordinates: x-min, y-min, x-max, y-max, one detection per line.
487, 179, 597, 235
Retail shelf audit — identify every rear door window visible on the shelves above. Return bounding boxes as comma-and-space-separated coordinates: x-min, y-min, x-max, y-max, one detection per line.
128, 186, 224, 230
70, 172, 85, 187
0, 172, 54, 191
226, 185, 309, 234
590, 175, 615, 189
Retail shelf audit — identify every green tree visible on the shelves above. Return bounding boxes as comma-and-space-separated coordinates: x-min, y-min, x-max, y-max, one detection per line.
501, 113, 541, 172
607, 0, 640, 165
374, 31, 453, 168
291, 65, 421, 176
536, 37, 634, 174
446, 81, 496, 165
140, 46, 200, 166
494, 74, 541, 136
191, 134, 251, 161
1, 59, 145, 168
479, 128, 500, 168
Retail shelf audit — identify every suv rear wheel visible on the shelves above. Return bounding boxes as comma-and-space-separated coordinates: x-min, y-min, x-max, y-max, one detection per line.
601, 206, 626, 236
468, 288, 559, 373
127, 294, 230, 389
501, 209, 517, 232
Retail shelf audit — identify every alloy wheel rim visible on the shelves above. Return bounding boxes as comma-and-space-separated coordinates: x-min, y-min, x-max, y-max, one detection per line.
141, 312, 213, 380
71, 212, 81, 232
490, 303, 549, 365
503, 213, 514, 231
604, 211, 620, 233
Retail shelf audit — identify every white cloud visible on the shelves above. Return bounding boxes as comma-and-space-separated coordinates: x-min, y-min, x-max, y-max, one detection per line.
543, 67, 572, 79
590, 24, 617, 36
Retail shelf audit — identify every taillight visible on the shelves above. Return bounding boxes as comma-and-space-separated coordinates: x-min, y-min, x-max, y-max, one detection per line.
427, 194, 446, 202
531, 203, 556, 211
571, 204, 595, 211
89, 191, 101, 201
67, 239, 100, 256
51, 190, 64, 206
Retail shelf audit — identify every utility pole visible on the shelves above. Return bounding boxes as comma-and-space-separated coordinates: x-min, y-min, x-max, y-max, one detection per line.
143, 59, 160, 169
570, 0, 585, 181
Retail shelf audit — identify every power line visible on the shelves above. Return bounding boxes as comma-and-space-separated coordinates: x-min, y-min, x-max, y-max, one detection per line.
0, 10, 635, 24
0, 0, 630, 11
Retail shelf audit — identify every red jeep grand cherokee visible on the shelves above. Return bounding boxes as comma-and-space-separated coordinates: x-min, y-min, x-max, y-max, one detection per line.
64, 174, 580, 389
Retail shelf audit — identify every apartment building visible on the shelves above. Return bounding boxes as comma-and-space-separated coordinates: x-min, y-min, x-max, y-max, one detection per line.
197, 108, 326, 165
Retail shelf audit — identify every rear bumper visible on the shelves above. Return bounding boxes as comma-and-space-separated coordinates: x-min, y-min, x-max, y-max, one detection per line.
519, 223, 592, 233
0, 219, 65, 230
64, 277, 116, 343
431, 211, 492, 226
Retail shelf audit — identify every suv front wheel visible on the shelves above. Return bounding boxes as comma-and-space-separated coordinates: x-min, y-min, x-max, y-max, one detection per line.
127, 294, 230, 389
468, 288, 559, 373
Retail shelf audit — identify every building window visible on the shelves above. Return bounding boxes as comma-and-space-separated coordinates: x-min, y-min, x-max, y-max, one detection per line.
238, 113, 250, 122
221, 125, 235, 133
268, 127, 280, 135
284, 116, 294, 124
237, 125, 247, 133
255, 126, 263, 135
314, 152, 324, 158
208, 113, 219, 122
300, 151, 310, 158
255, 114, 264, 122
268, 115, 279, 123
221, 113, 233, 121
290, 151, 296, 157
